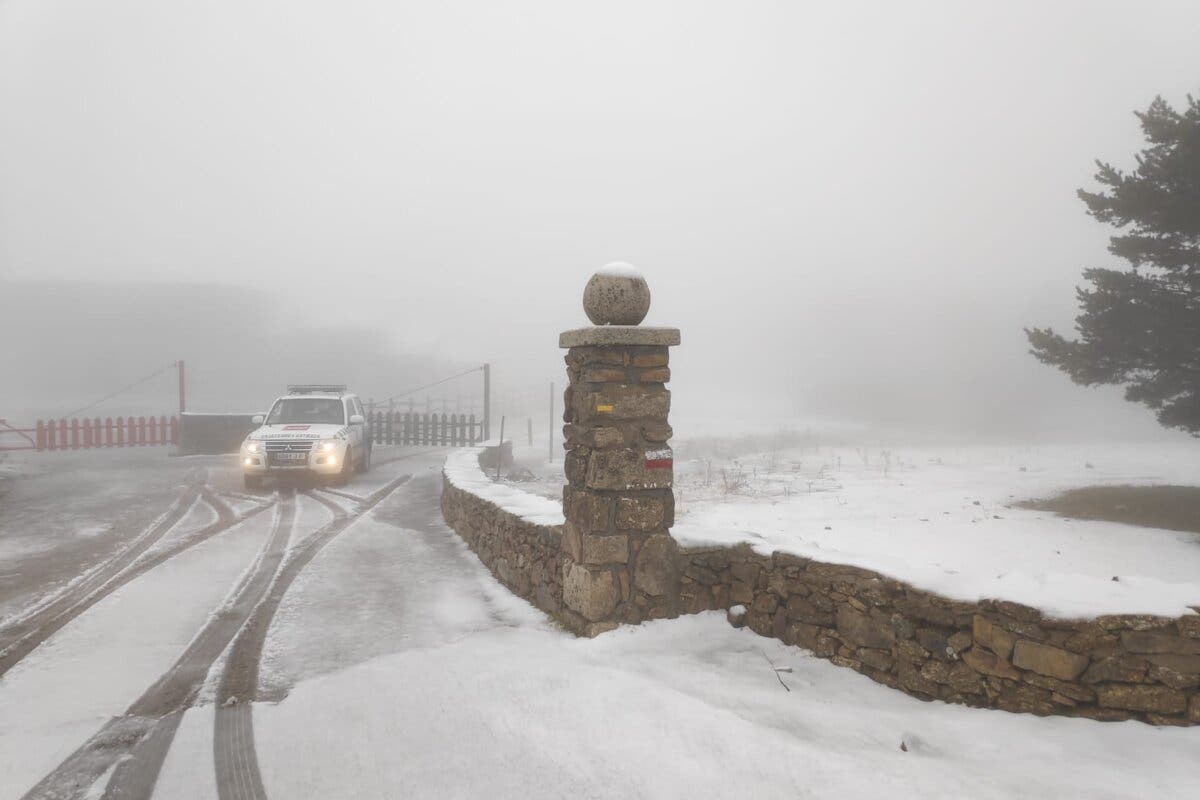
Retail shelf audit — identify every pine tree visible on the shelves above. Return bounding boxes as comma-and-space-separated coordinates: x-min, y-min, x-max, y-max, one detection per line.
1027, 94, 1200, 434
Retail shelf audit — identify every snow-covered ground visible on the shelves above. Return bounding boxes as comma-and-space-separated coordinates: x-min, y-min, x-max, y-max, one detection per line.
0, 454, 18, 484
1, 446, 1198, 799
0, 509, 274, 796
505, 442, 1200, 619
0, 449, 241, 623
203, 459, 1200, 799
248, 613, 1199, 800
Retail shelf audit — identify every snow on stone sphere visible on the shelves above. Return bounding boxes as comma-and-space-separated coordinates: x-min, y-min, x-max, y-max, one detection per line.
596, 261, 643, 279
583, 263, 651, 325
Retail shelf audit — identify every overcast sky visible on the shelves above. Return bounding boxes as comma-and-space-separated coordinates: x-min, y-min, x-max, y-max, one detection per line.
2, 1, 1199, 440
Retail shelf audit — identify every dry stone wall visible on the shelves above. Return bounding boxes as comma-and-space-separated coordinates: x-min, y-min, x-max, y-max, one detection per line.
679, 544, 1200, 725
441, 451, 1199, 725
439, 266, 1198, 725
440, 459, 573, 630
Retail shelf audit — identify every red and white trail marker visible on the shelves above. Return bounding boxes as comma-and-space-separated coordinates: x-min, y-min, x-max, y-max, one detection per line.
644, 448, 673, 470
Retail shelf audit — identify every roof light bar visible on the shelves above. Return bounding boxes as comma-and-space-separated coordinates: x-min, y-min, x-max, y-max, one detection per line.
286, 384, 348, 394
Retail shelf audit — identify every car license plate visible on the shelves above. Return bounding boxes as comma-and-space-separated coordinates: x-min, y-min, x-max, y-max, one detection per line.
275, 452, 306, 461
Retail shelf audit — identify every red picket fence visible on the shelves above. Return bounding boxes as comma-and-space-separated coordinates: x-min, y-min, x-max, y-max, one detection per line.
0, 415, 181, 452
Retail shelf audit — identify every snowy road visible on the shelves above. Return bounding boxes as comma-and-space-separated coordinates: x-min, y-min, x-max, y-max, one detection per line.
0, 448, 428, 799
1, 447, 1197, 799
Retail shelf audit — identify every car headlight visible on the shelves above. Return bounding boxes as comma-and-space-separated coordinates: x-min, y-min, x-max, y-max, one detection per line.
246, 441, 260, 453
320, 440, 337, 452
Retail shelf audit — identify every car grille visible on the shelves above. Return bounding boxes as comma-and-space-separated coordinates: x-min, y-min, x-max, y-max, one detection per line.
264, 441, 314, 453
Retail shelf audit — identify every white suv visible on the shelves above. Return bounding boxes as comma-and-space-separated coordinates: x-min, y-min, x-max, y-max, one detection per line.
240, 385, 372, 490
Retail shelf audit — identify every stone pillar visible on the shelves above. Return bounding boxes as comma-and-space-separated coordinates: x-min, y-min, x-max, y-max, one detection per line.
559, 265, 681, 635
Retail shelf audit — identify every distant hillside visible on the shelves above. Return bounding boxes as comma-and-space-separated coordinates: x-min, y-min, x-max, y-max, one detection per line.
0, 281, 475, 421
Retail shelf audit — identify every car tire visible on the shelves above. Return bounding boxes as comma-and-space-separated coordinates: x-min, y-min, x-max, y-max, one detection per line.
336, 448, 352, 486
244, 474, 264, 491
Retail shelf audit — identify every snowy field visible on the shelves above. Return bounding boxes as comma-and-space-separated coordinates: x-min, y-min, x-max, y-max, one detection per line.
508, 442, 1200, 619
250, 614, 1198, 800
0, 446, 1197, 799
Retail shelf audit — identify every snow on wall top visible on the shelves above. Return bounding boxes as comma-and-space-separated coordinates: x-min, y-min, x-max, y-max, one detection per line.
446, 443, 1200, 620
444, 449, 565, 527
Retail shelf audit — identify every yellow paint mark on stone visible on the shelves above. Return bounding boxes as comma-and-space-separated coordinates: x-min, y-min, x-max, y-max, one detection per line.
596, 404, 614, 413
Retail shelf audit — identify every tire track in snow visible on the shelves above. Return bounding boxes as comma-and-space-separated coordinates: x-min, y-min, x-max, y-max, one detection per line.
0, 473, 206, 678
306, 488, 361, 519
0, 481, 274, 680
213, 473, 412, 800
18, 491, 294, 800
0, 472, 205, 632
310, 486, 363, 504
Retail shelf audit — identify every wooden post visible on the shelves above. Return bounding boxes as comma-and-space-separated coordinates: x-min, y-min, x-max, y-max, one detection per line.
177, 360, 186, 415
483, 363, 491, 442
496, 416, 505, 479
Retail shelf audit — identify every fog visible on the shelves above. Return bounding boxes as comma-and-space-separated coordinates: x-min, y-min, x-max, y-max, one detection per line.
3, 0, 1199, 441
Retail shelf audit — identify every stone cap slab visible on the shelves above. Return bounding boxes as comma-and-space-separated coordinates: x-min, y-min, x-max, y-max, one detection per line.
559, 326, 681, 348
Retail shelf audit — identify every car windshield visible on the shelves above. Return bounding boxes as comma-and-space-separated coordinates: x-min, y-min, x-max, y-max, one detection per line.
266, 398, 344, 425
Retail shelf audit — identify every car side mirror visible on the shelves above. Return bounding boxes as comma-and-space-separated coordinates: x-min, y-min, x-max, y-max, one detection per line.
349, 414, 365, 425
251, 414, 264, 425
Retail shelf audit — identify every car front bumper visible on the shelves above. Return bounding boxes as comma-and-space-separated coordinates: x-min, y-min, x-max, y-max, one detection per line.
240, 446, 347, 476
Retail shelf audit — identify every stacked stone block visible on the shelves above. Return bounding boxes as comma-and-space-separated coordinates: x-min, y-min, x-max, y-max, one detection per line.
559, 340, 681, 634
683, 544, 1200, 725
441, 464, 565, 618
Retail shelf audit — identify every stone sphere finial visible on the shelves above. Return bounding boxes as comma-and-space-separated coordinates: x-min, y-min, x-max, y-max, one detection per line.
582, 263, 651, 326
